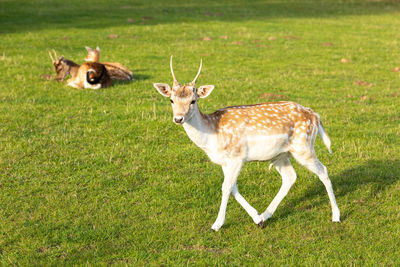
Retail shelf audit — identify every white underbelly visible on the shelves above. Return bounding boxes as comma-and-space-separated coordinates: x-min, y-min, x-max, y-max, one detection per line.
84, 80, 101, 89
245, 134, 289, 161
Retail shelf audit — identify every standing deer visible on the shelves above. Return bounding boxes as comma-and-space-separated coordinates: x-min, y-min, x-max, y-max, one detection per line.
153, 56, 340, 231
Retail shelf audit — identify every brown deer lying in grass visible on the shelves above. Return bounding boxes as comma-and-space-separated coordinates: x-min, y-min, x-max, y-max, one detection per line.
49, 50, 112, 89
85, 46, 133, 81
154, 56, 340, 231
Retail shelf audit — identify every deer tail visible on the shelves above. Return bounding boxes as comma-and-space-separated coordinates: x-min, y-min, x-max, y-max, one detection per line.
318, 121, 332, 154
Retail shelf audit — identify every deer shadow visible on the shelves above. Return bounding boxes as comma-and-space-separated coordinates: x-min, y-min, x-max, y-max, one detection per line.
266, 159, 399, 223
132, 73, 151, 81
116, 69, 151, 82
111, 73, 151, 85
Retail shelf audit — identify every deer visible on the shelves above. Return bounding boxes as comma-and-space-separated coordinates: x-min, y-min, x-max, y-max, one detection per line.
153, 56, 340, 231
49, 50, 112, 89
84, 46, 133, 81
49, 50, 80, 82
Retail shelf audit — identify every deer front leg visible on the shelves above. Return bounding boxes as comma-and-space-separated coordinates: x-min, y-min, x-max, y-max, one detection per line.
211, 159, 243, 231
231, 184, 262, 225
67, 77, 83, 89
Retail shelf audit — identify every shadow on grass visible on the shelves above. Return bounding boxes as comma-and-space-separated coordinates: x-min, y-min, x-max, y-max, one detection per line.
270, 159, 400, 222
112, 72, 151, 85
1, 0, 400, 34
132, 73, 151, 81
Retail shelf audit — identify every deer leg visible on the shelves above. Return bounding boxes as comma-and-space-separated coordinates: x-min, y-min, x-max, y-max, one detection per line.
260, 158, 297, 222
67, 81, 80, 88
231, 184, 262, 225
211, 159, 243, 231
295, 156, 340, 222
67, 77, 83, 89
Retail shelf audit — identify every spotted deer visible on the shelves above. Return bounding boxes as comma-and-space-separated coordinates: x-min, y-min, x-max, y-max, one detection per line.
153, 56, 340, 231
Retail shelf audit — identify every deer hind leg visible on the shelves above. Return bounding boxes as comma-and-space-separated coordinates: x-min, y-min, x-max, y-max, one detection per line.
260, 156, 297, 222
84, 79, 101, 90
292, 151, 340, 222
212, 159, 245, 231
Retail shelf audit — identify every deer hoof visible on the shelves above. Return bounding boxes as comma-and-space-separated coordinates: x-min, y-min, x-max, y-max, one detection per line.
257, 221, 264, 228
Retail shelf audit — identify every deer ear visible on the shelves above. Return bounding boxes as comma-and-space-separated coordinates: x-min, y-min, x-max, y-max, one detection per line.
197, 85, 214, 98
96, 46, 100, 52
153, 83, 172, 97
85, 46, 92, 52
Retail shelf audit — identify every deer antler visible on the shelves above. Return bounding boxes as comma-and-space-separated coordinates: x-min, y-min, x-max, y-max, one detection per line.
170, 55, 180, 87
52, 49, 58, 60
49, 51, 55, 63
49, 49, 60, 64
190, 59, 202, 86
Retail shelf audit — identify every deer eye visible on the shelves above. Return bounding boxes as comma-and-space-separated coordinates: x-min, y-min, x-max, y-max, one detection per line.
170, 99, 174, 104
191, 100, 196, 105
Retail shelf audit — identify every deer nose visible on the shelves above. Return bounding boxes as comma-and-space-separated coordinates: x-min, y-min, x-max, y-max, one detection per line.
174, 116, 184, 124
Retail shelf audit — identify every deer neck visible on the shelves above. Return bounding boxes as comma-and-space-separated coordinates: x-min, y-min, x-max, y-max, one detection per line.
65, 59, 80, 77
182, 107, 217, 151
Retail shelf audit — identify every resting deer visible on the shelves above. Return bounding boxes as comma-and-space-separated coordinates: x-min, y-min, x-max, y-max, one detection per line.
49, 50, 111, 89
49, 50, 80, 82
153, 56, 340, 231
85, 46, 133, 81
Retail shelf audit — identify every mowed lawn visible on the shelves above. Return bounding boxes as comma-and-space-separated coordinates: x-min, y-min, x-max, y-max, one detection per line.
1, 0, 399, 265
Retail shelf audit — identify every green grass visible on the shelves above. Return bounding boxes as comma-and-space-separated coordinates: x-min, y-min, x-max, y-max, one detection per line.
1, 0, 400, 265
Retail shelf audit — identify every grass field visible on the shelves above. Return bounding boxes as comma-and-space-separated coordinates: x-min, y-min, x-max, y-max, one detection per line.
1, 0, 400, 265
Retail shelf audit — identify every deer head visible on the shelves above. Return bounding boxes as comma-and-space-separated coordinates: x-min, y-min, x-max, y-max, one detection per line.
85, 46, 100, 62
48, 50, 70, 82
154, 56, 214, 124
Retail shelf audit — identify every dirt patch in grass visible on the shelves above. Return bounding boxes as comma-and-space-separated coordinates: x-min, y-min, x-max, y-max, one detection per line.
232, 41, 243, 45
199, 36, 212, 41
353, 80, 372, 87
322, 42, 334, 46
360, 95, 371, 101
284, 35, 299, 40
